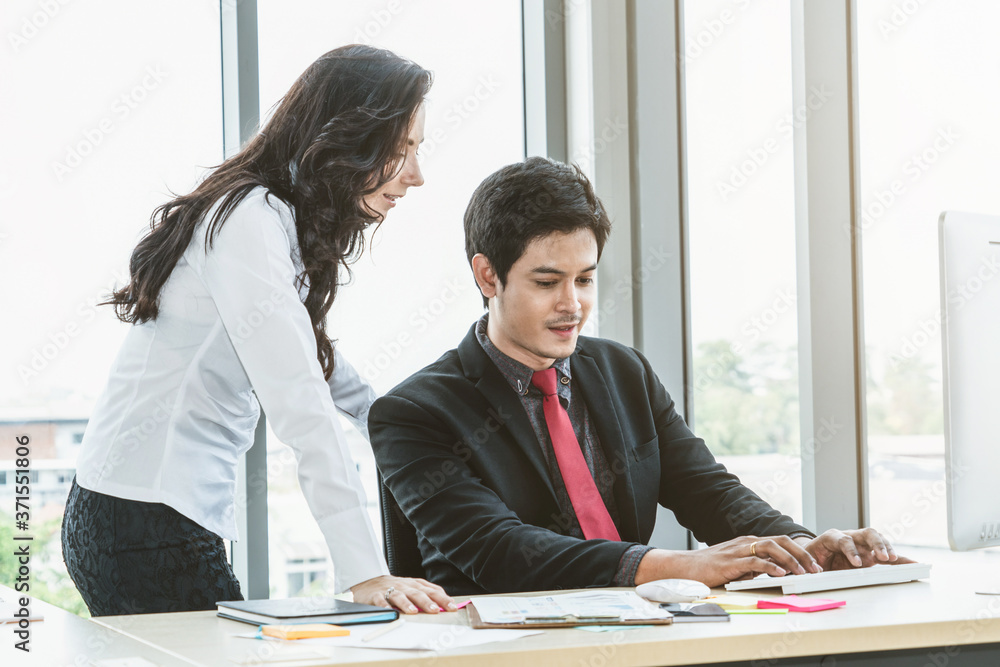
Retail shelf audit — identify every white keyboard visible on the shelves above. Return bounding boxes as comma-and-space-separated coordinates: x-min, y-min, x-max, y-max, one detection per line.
724, 562, 932, 595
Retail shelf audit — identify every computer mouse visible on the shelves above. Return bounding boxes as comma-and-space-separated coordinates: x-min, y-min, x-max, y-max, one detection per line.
635, 578, 711, 603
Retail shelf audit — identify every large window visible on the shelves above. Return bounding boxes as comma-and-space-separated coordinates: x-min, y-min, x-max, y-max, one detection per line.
257, 0, 525, 596
857, 0, 1000, 547
12, 1, 995, 615
683, 0, 802, 523
0, 1, 223, 613
1, 1, 524, 609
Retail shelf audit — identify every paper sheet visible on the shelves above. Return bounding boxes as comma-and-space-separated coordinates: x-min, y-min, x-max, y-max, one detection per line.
471, 591, 671, 624
573, 625, 656, 633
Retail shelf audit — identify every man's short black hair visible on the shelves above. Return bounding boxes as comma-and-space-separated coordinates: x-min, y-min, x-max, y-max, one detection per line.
464, 157, 612, 307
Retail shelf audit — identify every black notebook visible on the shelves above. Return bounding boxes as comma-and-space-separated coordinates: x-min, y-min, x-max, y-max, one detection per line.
217, 597, 399, 626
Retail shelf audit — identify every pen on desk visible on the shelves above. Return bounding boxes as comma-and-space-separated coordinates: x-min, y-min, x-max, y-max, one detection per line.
363, 618, 404, 642
232, 629, 280, 641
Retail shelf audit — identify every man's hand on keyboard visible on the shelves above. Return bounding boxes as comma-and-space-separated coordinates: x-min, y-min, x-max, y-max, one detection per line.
794, 528, 913, 571
636, 535, 823, 588
635, 530, 914, 588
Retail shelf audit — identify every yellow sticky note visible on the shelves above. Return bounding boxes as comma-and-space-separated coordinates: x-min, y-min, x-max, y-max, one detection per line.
702, 595, 761, 610
260, 623, 350, 640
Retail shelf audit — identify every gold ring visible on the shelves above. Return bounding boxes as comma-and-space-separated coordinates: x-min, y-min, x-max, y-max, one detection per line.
384, 586, 395, 602
750, 541, 759, 557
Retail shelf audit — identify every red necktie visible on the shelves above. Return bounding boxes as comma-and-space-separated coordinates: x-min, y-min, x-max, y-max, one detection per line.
531, 368, 621, 541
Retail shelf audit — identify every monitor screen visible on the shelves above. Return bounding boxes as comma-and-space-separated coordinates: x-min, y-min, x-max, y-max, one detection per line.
939, 211, 1000, 551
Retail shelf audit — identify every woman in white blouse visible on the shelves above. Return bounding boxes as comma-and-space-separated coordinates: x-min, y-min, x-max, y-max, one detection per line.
61, 45, 454, 616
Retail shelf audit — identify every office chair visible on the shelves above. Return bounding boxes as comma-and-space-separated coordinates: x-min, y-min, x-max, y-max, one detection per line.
377, 469, 427, 579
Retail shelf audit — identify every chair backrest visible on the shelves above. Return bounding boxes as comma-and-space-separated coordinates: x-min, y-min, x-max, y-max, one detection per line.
377, 470, 427, 578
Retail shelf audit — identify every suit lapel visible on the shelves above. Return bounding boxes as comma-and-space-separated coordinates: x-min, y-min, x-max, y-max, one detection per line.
473, 372, 558, 502
573, 350, 641, 540
458, 326, 559, 505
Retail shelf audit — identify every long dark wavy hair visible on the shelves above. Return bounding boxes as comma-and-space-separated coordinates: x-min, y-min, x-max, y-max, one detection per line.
104, 45, 431, 379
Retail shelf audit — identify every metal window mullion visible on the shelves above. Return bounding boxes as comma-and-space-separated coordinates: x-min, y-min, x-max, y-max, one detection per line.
531, 0, 690, 549
585, 0, 635, 347
628, 0, 691, 551
221, 0, 268, 599
523, 0, 567, 162
792, 0, 868, 534
572, 0, 689, 550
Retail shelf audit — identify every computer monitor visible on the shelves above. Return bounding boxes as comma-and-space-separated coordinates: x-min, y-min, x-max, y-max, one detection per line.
939, 211, 1000, 551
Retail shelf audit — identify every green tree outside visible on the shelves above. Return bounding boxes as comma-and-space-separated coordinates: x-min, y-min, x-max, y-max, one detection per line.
692, 339, 800, 456
691, 339, 943, 459
0, 512, 89, 617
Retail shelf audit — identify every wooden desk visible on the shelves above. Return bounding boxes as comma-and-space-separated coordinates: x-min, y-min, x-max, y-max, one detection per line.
84, 547, 1000, 667
0, 584, 191, 666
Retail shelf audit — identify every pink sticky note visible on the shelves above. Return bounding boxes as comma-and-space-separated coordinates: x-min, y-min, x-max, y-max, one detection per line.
452, 599, 472, 610
757, 595, 846, 612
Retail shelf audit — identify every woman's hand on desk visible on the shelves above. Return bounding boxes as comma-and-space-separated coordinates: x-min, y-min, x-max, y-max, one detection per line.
351, 575, 456, 614
795, 528, 914, 571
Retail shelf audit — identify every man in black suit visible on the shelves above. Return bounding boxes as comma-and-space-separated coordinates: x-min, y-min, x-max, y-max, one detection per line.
370, 157, 901, 595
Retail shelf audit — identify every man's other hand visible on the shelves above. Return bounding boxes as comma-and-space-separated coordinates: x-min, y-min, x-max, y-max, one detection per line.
795, 528, 912, 571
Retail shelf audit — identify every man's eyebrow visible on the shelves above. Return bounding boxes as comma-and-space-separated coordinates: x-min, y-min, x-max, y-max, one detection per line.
529, 264, 598, 275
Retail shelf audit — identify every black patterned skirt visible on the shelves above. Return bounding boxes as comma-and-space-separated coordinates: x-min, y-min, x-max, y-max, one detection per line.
61, 477, 244, 616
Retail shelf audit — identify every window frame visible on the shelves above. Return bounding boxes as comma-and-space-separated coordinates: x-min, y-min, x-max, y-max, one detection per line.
558, 0, 868, 540
233, 0, 875, 593
223, 0, 270, 599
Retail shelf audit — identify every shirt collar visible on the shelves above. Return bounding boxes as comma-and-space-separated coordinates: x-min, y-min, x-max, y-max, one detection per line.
475, 313, 572, 396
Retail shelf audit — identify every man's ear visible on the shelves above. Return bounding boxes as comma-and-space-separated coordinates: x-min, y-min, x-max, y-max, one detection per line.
471, 253, 499, 300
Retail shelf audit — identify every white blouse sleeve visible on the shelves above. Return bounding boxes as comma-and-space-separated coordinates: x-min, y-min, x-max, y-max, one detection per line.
328, 348, 378, 441
197, 194, 389, 592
